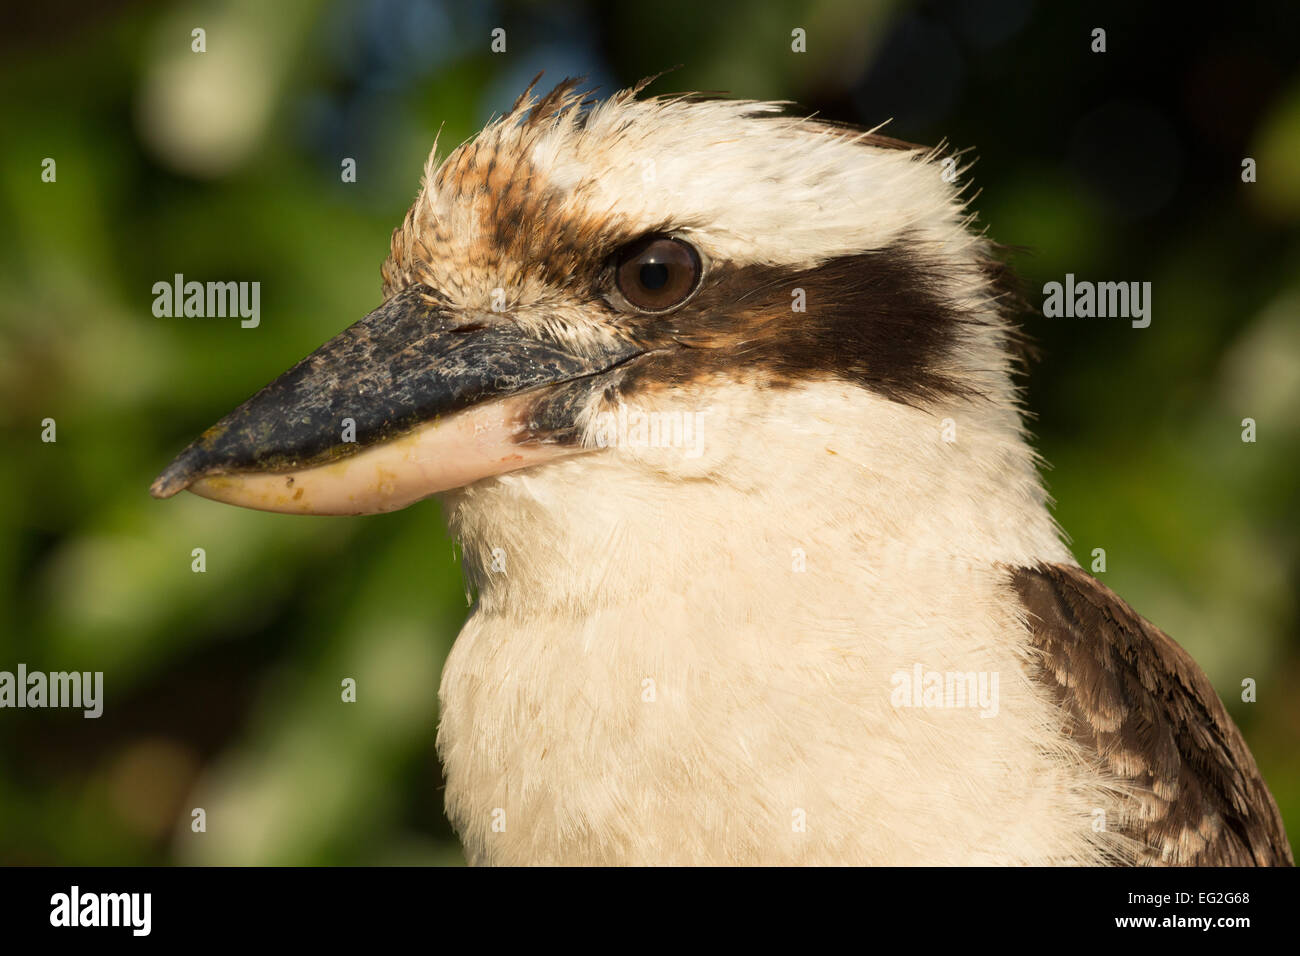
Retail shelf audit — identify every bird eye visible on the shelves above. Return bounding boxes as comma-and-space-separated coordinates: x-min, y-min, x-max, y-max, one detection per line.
613, 235, 702, 312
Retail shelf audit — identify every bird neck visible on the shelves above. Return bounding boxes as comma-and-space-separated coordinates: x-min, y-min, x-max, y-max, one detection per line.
436, 381, 1100, 865
445, 379, 1071, 620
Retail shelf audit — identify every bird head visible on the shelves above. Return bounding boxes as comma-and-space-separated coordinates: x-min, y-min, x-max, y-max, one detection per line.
151, 79, 1038, 568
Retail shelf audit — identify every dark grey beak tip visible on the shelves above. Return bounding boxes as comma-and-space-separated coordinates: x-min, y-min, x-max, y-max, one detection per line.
150, 463, 190, 500
150, 445, 209, 499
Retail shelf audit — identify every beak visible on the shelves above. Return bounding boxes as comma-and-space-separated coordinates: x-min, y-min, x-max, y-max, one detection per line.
150, 286, 643, 515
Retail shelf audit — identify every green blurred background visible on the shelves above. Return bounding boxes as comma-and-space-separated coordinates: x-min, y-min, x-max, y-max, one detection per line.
1, 0, 1297, 864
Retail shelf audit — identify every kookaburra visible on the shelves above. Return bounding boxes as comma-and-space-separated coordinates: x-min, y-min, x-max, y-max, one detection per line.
151, 79, 1292, 866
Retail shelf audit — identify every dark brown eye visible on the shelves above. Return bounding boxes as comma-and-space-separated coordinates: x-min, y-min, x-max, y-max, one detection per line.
613, 235, 702, 312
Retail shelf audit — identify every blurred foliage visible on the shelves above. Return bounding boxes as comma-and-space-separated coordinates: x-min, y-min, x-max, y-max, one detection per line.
0, 0, 1297, 864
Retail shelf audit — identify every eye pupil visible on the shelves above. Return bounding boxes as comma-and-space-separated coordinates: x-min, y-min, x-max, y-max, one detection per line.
640, 263, 669, 290
614, 235, 702, 312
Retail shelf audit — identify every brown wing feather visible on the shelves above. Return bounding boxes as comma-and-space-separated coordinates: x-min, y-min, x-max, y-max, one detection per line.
1012, 563, 1292, 866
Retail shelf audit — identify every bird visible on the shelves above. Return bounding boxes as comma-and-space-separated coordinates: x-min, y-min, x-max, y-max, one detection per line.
150, 78, 1293, 867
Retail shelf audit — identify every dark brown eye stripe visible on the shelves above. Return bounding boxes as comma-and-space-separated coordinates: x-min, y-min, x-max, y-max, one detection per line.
614, 238, 1010, 406
515, 239, 1016, 449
